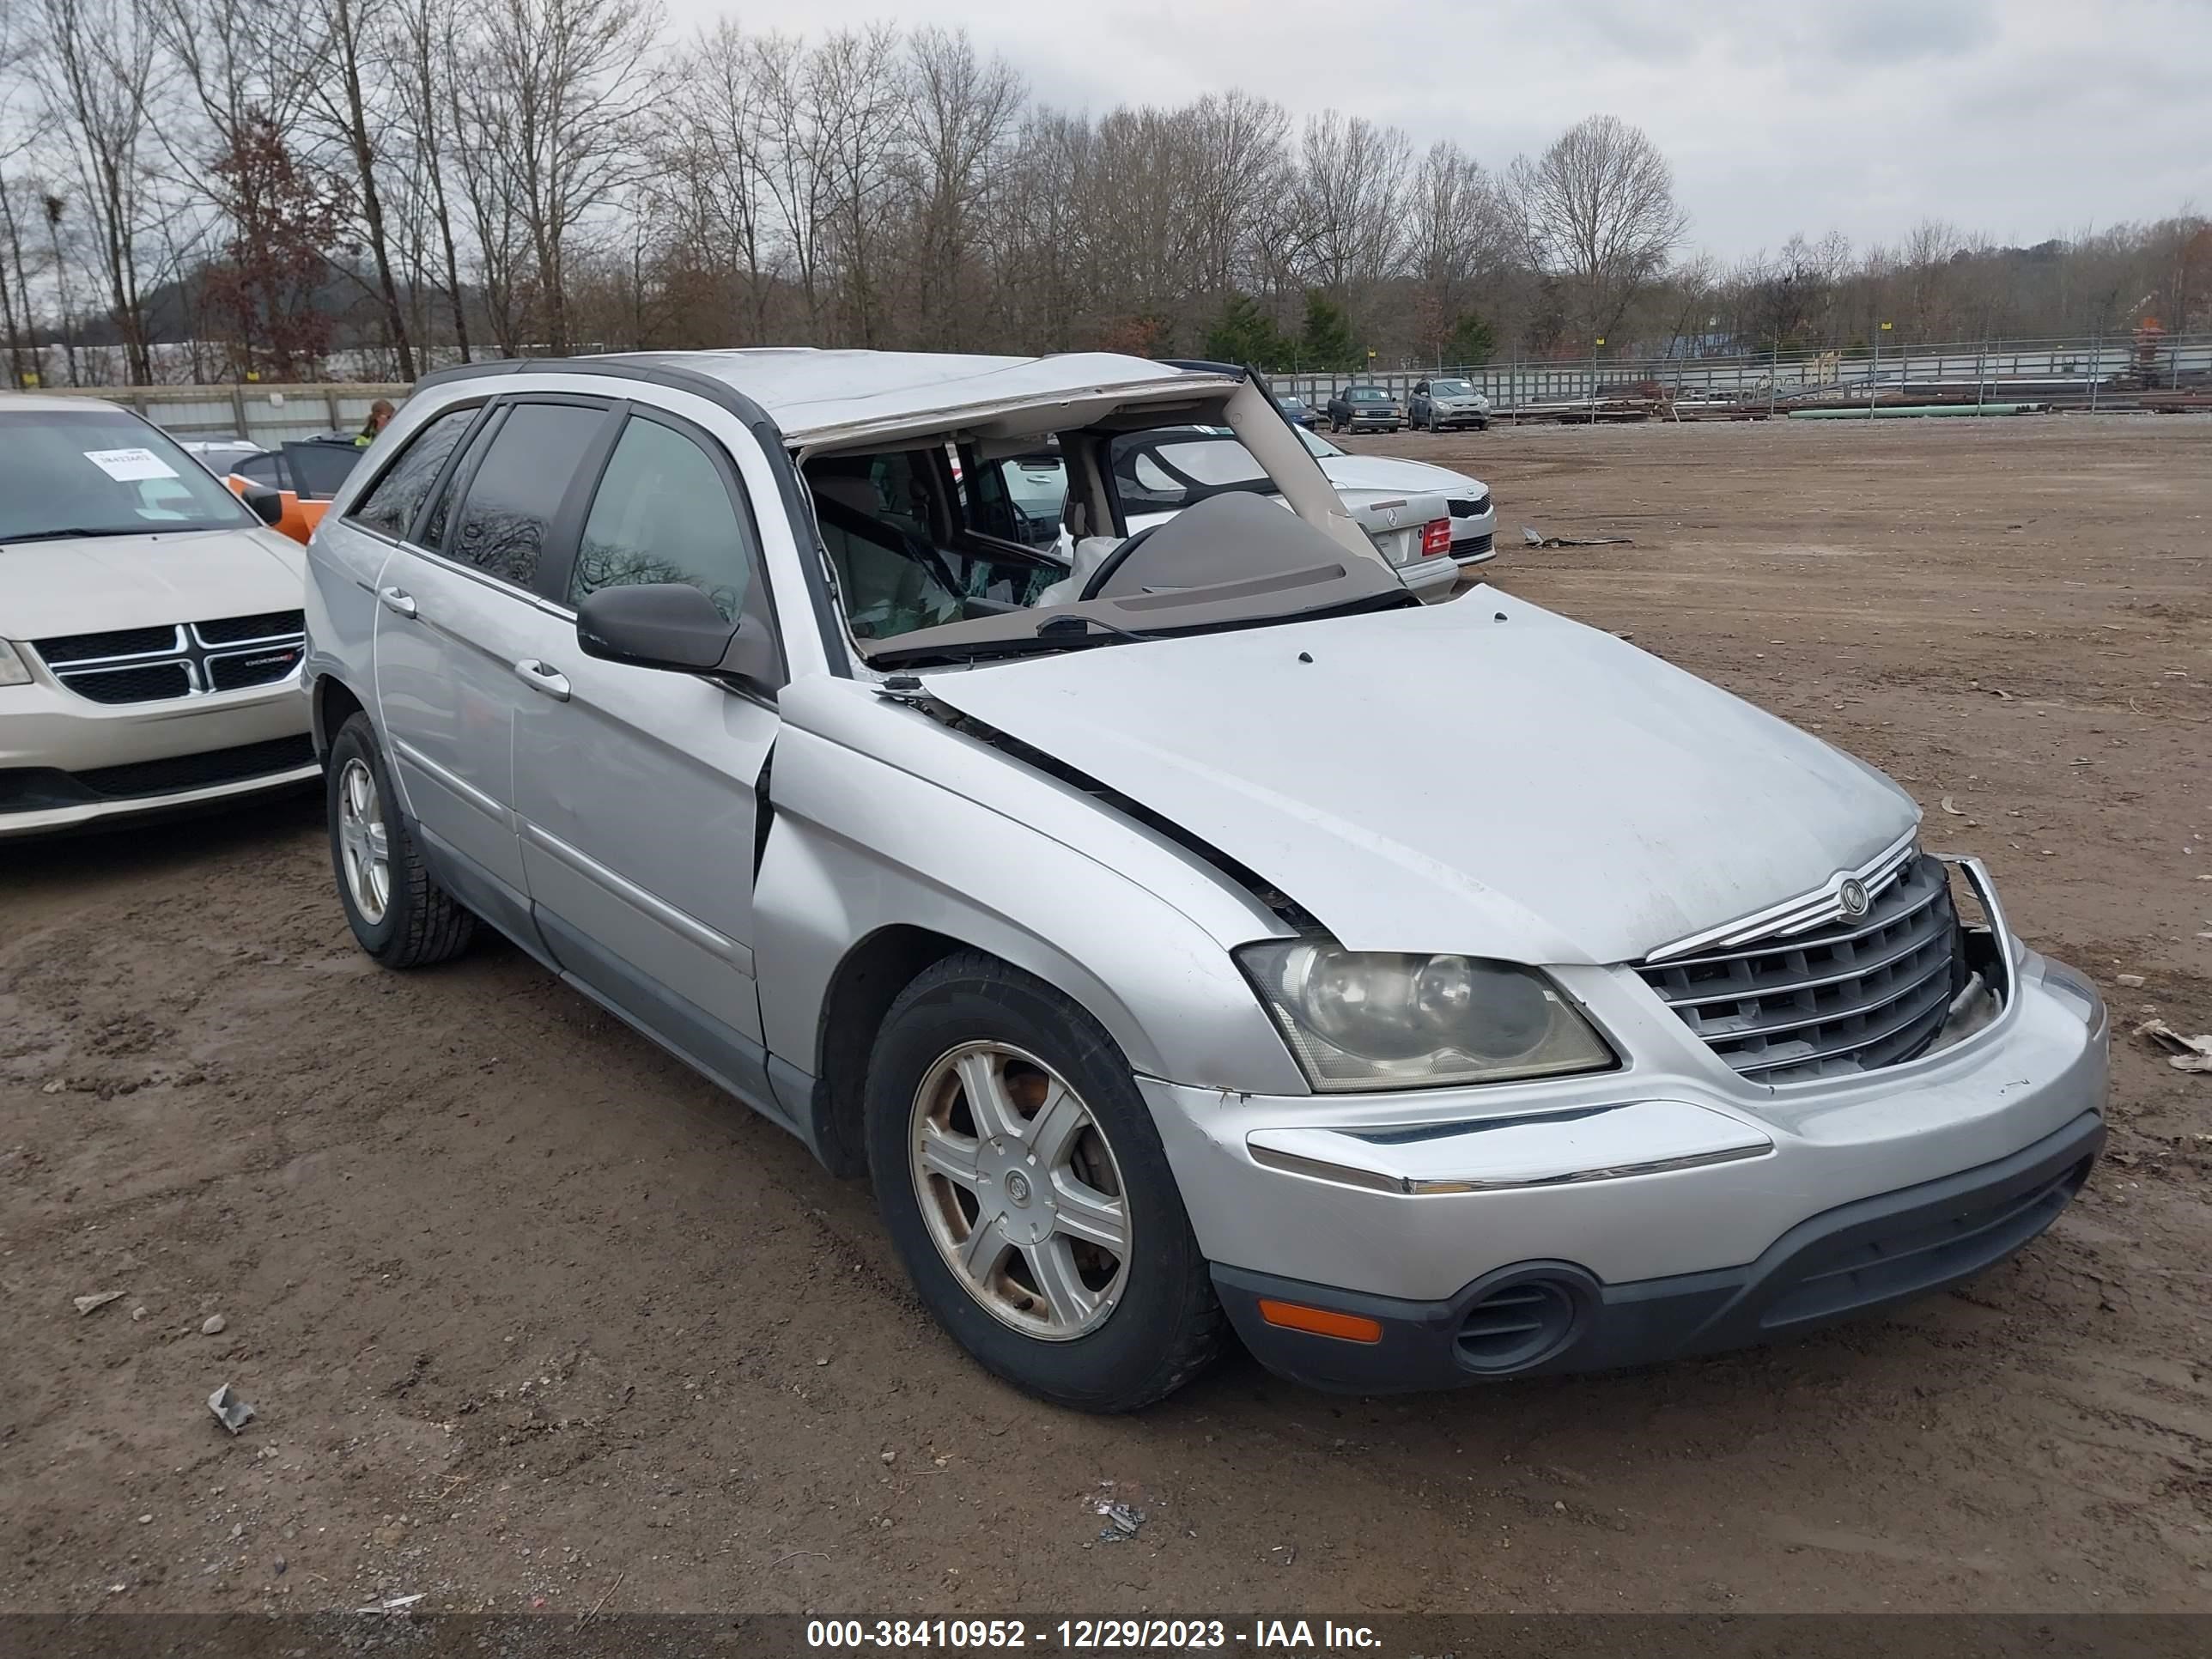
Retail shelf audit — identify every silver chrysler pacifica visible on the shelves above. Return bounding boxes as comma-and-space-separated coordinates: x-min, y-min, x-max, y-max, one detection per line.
303, 349, 2108, 1412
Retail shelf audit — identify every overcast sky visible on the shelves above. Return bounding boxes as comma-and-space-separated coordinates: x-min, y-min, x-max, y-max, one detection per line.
671, 0, 2211, 263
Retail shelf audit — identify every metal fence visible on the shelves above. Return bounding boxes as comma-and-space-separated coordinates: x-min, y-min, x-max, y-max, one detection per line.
40, 380, 412, 446
37, 328, 2212, 445
1274, 331, 2212, 414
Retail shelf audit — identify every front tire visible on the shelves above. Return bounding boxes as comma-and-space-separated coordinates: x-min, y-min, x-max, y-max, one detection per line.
865, 953, 1224, 1412
325, 712, 475, 969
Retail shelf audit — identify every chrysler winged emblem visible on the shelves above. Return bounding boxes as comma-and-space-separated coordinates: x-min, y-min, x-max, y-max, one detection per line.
1838, 877, 1870, 918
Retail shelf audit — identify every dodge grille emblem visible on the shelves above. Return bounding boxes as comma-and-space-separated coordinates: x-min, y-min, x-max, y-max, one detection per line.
1838, 877, 1870, 918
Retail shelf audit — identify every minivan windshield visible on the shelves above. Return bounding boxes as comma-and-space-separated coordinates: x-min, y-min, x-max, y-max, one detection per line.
0, 408, 258, 544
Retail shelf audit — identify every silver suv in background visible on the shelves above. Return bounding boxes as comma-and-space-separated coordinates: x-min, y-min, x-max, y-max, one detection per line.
1409, 377, 1492, 431
304, 349, 2106, 1412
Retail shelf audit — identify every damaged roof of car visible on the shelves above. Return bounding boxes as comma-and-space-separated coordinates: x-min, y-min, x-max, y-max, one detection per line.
588, 348, 1239, 445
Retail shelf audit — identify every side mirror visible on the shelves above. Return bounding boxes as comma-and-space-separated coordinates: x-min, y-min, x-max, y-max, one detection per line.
576, 582, 736, 672
575, 582, 781, 688
240, 482, 283, 526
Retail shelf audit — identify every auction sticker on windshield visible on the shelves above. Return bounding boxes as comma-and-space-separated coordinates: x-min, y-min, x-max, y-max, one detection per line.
84, 447, 179, 482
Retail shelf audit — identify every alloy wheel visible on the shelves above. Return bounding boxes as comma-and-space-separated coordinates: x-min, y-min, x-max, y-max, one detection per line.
909, 1042, 1132, 1341
336, 757, 392, 925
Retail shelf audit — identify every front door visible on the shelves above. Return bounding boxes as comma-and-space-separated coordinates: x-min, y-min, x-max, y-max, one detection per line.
507, 408, 782, 1101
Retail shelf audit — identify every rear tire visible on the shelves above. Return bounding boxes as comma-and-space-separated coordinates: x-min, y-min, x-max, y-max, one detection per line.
325, 712, 475, 969
865, 952, 1225, 1412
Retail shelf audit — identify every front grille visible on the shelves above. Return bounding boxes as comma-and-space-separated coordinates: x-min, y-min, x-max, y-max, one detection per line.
206, 645, 305, 692
1637, 854, 1966, 1085
1456, 532, 1494, 556
33, 624, 181, 664
32, 611, 306, 705
73, 735, 316, 799
64, 663, 194, 704
193, 610, 304, 645
1448, 495, 1492, 519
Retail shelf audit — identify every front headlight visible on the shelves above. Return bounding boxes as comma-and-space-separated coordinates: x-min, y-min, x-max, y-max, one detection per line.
0, 641, 32, 687
1237, 937, 1616, 1091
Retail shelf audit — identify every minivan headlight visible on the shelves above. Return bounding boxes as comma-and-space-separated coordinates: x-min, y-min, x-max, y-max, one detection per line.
1237, 937, 1616, 1091
0, 641, 32, 687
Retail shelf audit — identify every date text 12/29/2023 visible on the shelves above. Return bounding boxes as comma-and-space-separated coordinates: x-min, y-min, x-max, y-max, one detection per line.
805, 1620, 1382, 1651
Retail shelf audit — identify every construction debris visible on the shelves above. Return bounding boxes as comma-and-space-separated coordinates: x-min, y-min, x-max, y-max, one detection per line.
1521, 526, 1636, 549
73, 1291, 125, 1316
2132, 1018, 2212, 1073
208, 1383, 257, 1434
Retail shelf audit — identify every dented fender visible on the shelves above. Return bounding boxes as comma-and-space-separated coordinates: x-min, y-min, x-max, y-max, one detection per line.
754, 676, 1311, 1097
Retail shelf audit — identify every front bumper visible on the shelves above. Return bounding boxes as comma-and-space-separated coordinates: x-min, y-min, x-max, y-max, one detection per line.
1140, 940, 2107, 1389
1450, 506, 1498, 565
0, 672, 315, 836
1427, 405, 1490, 428
1214, 1108, 2102, 1391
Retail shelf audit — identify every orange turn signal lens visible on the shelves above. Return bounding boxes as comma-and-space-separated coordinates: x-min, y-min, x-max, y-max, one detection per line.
1256, 1298, 1383, 1345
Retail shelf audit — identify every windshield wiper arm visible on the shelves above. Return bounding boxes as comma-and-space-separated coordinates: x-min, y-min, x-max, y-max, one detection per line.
1033, 614, 1160, 644
1, 526, 162, 544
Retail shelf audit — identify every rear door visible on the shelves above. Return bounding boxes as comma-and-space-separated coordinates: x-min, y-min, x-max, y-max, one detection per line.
369, 396, 614, 939
507, 406, 783, 1101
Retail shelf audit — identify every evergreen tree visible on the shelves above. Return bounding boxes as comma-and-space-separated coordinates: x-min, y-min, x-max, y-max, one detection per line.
1203, 293, 1290, 368
1298, 291, 1358, 370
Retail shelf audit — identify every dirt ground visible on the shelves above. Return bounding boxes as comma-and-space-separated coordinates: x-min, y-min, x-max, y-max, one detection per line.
3, 412, 2209, 1618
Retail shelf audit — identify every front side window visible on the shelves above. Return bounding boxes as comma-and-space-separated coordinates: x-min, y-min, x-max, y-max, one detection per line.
573, 416, 756, 621
0, 407, 256, 542
348, 405, 476, 541
448, 403, 607, 586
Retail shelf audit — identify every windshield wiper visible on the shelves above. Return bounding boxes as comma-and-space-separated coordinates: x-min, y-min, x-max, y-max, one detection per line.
1, 525, 196, 544
1033, 614, 1160, 644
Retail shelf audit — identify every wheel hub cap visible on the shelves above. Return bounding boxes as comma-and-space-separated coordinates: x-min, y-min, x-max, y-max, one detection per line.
909, 1042, 1133, 1341
336, 757, 392, 926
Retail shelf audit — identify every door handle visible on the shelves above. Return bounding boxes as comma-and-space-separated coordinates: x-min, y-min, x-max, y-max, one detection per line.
513, 659, 571, 701
377, 586, 417, 618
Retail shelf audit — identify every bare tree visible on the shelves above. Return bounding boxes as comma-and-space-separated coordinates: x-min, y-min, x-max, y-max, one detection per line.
1286, 110, 1413, 328
449, 0, 661, 353
0, 0, 46, 383
1510, 113, 1687, 344
388, 0, 471, 359
896, 27, 1020, 350
33, 0, 161, 380
307, 0, 412, 375
652, 21, 778, 342
1406, 138, 1505, 361
806, 24, 904, 347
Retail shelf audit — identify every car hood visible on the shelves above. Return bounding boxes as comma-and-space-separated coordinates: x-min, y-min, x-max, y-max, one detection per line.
0, 527, 304, 640
921, 594, 1918, 965
1318, 453, 1487, 500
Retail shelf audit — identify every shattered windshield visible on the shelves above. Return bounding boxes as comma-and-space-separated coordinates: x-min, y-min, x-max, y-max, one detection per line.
805, 421, 1411, 666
